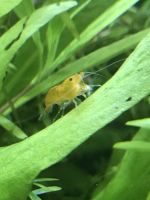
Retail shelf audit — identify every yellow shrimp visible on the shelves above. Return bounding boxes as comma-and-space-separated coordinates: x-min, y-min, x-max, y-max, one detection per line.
44, 72, 90, 111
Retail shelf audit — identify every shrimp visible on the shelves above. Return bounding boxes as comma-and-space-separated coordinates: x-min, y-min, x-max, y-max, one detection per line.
44, 59, 126, 114
44, 72, 91, 111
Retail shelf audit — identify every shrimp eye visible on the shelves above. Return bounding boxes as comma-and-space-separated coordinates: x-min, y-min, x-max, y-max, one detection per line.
69, 78, 73, 81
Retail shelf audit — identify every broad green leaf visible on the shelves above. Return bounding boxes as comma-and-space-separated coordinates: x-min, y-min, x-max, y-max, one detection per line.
48, 0, 139, 72
0, 115, 27, 139
127, 118, 150, 129
3, 28, 149, 115
0, 0, 23, 18
114, 141, 150, 152
0, 1, 77, 92
0, 27, 150, 200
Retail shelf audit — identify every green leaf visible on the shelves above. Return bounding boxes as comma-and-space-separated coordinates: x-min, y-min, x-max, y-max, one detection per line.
57, 0, 117, 54
14, 0, 34, 17
44, 0, 91, 69
0, 115, 27, 139
49, 0, 139, 72
71, 0, 92, 18
34, 178, 58, 182
114, 141, 150, 152
32, 186, 61, 195
93, 128, 150, 200
0, 18, 26, 52
60, 12, 79, 39
126, 118, 150, 129
44, 17, 64, 68
29, 192, 41, 200
0, 25, 150, 200
4, 28, 149, 114
147, 192, 150, 200
0, 0, 23, 18
0, 41, 39, 106
0, 1, 77, 92
14, 0, 43, 70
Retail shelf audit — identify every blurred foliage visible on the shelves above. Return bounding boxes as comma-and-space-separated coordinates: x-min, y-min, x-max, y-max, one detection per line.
0, 0, 150, 200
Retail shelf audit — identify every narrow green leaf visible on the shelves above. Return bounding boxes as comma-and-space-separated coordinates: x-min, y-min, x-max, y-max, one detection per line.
60, 12, 79, 39
50, 0, 139, 71
22, 1, 77, 37
126, 118, 150, 129
45, 17, 63, 68
0, 18, 26, 52
14, 0, 44, 81
114, 141, 150, 152
44, 0, 91, 69
0, 115, 27, 139
71, 0, 92, 18
34, 178, 58, 182
29, 192, 41, 200
33, 186, 61, 195
0, 0, 23, 18
0, 26, 150, 200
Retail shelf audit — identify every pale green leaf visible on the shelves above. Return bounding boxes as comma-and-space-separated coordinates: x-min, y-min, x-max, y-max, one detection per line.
114, 141, 150, 152
34, 178, 58, 182
0, 0, 23, 18
0, 18, 26, 52
29, 192, 41, 200
127, 118, 150, 129
32, 186, 61, 195
0, 115, 27, 139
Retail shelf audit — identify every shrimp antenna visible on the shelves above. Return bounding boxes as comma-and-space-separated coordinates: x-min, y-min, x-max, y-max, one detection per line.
89, 84, 101, 87
84, 58, 126, 78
